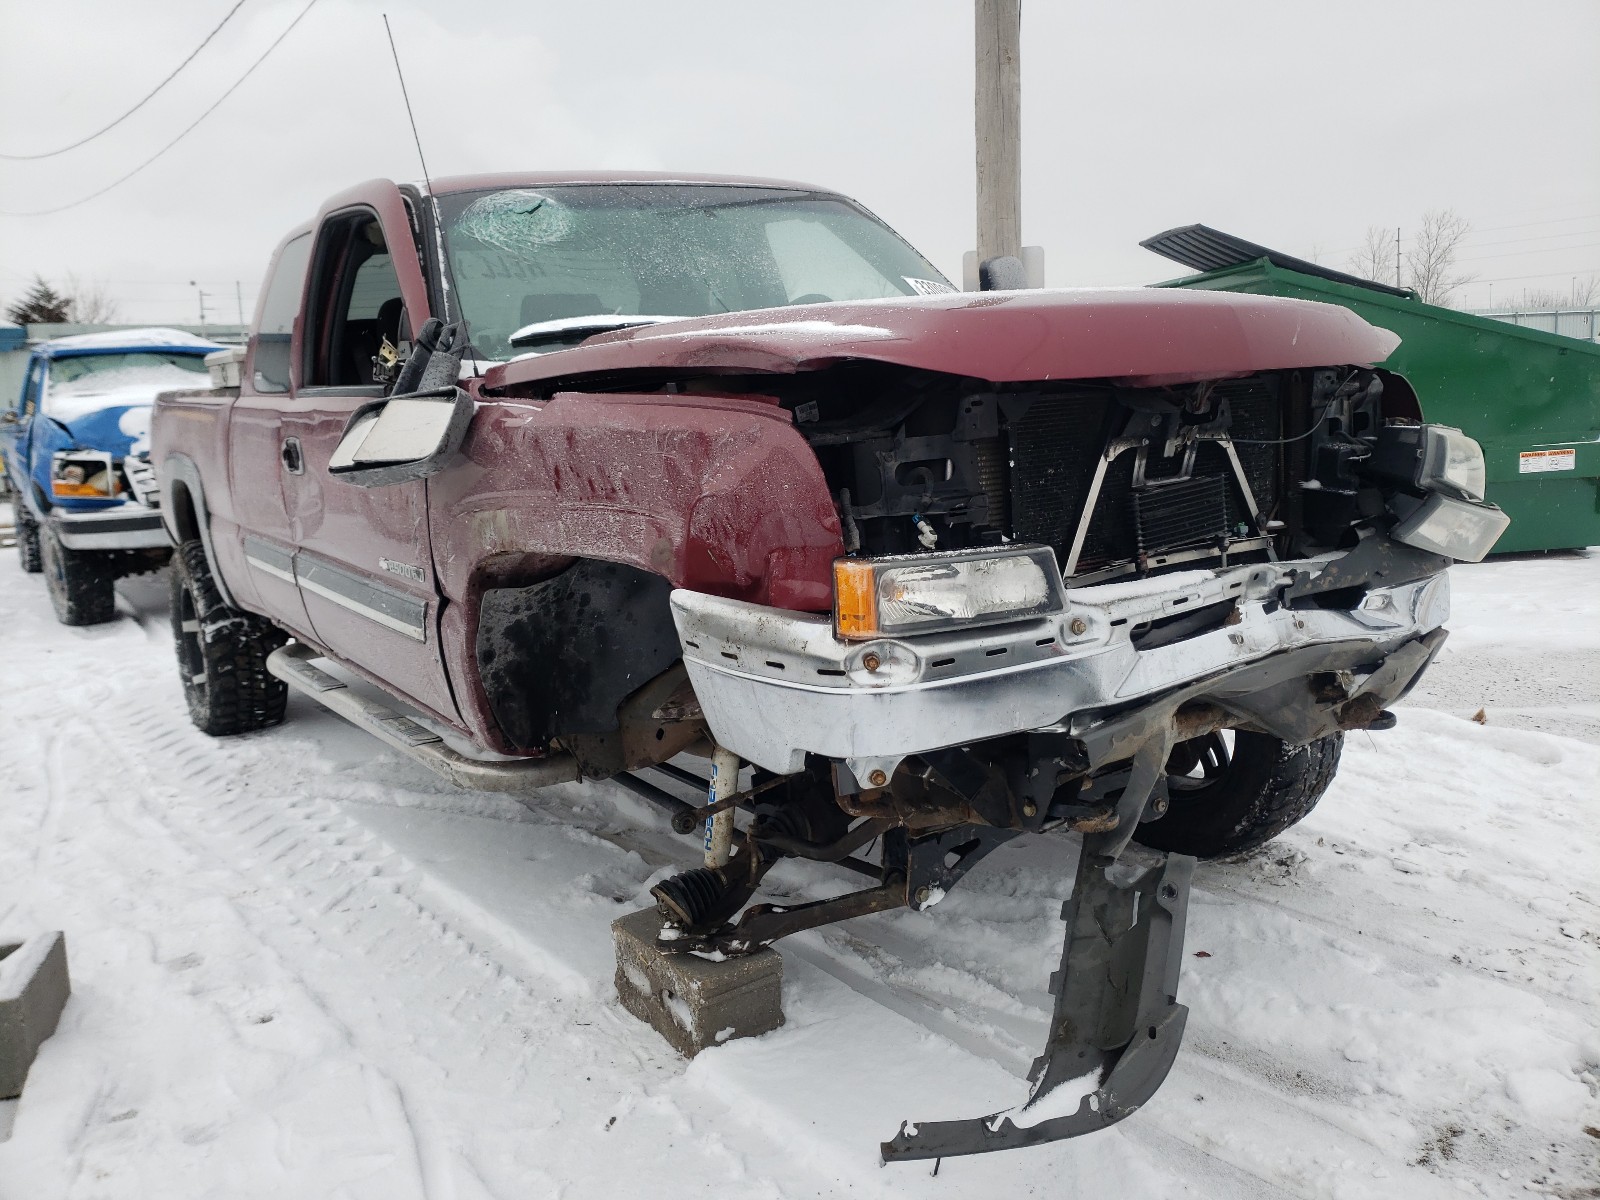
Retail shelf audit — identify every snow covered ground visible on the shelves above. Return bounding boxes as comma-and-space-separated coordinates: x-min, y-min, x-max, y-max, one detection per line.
0, 523, 1596, 1198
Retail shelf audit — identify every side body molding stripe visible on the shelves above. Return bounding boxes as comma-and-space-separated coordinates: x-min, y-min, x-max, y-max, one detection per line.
242, 535, 429, 642
243, 534, 295, 583
296, 556, 428, 641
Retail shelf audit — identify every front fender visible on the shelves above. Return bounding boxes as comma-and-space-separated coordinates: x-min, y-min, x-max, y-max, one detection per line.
429, 391, 844, 611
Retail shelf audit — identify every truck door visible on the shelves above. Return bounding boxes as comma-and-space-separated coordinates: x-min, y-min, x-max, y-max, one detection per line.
2, 356, 44, 502
280, 201, 460, 725
227, 230, 315, 634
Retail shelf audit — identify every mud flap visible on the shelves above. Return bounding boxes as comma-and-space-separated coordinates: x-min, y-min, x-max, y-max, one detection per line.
880, 845, 1195, 1161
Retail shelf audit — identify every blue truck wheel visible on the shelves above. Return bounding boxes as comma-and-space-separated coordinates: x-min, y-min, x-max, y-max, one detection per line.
40, 520, 116, 625
14, 506, 42, 574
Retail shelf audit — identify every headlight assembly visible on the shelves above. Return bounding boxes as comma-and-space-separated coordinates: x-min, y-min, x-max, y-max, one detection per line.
1390, 491, 1510, 562
834, 545, 1066, 639
1417, 425, 1487, 502
1370, 423, 1487, 502
51, 450, 119, 499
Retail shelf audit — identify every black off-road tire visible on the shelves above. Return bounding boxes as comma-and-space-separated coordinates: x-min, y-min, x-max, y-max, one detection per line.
40, 520, 117, 625
14, 505, 42, 573
1133, 730, 1344, 860
170, 538, 288, 736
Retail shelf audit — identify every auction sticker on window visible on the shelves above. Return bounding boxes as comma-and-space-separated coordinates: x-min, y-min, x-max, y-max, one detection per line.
1519, 448, 1576, 473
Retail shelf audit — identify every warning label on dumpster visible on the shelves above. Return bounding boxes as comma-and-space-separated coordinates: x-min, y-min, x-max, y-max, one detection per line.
1519, 448, 1576, 473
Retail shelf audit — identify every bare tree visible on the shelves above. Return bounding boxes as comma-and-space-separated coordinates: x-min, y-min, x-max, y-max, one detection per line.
64, 273, 120, 324
1521, 275, 1600, 308
1405, 209, 1475, 305
4, 275, 72, 324
1347, 226, 1397, 285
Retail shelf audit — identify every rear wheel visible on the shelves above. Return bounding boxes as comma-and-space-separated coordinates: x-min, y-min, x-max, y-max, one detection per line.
1133, 729, 1344, 859
41, 521, 116, 625
14, 505, 42, 573
170, 539, 288, 736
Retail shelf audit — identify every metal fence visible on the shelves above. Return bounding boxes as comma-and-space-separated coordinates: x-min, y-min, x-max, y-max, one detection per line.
1471, 308, 1599, 342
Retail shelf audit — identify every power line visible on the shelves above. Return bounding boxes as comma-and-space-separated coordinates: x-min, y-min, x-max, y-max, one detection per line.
1457, 226, 1600, 250
0, 0, 250, 161
1474, 266, 1600, 284
1322, 213, 1600, 260
0, 0, 320, 218
1456, 241, 1600, 265
1468, 212, 1600, 236
0, 272, 257, 285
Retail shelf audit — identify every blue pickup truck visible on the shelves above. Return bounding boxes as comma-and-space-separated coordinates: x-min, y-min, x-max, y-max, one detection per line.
2, 329, 223, 624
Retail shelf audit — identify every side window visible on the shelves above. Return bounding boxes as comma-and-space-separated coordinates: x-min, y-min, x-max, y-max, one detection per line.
19, 358, 45, 419
303, 211, 405, 388
252, 232, 312, 394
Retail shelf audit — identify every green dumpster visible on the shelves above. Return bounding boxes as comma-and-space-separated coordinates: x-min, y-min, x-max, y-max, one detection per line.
1143, 225, 1600, 553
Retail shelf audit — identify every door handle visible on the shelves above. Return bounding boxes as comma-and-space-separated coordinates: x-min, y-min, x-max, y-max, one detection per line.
281, 437, 304, 475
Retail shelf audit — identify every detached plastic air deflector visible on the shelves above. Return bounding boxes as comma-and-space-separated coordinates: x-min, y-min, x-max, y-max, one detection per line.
881, 846, 1195, 1161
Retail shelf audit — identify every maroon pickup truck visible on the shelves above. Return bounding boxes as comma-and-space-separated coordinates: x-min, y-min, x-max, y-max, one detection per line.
150, 171, 1507, 1159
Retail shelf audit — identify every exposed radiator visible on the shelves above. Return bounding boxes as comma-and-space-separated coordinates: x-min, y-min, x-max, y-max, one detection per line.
1005, 380, 1284, 574
1133, 474, 1229, 556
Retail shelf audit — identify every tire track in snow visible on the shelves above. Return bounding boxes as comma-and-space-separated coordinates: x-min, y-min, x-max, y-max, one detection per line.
5, 560, 1596, 1197
84, 697, 852, 1200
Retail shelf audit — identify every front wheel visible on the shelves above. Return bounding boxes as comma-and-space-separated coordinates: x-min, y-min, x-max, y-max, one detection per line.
1132, 730, 1344, 859
41, 521, 116, 624
170, 539, 288, 736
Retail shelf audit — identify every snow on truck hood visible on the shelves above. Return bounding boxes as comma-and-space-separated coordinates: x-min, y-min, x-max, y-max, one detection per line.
39, 327, 222, 355
44, 371, 201, 426
484, 288, 1401, 391
43, 370, 205, 458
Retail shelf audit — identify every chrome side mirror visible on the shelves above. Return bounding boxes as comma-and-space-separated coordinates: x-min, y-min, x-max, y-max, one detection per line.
327, 386, 474, 487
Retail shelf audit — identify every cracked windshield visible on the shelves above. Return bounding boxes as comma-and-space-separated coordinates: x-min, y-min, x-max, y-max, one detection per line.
436, 184, 953, 360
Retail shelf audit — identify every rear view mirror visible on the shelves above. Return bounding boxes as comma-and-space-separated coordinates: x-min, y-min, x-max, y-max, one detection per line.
328, 386, 474, 487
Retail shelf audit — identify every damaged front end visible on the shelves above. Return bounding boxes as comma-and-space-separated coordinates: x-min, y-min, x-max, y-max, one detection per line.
635, 356, 1501, 1159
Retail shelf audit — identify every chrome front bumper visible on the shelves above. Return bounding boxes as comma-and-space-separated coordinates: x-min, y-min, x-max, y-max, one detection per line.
670, 558, 1450, 782
53, 502, 169, 550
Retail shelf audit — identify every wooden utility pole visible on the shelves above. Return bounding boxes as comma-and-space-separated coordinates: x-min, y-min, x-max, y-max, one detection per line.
975, 0, 1022, 266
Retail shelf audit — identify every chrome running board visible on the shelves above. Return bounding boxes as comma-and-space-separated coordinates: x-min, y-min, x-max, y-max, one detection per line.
266, 642, 580, 793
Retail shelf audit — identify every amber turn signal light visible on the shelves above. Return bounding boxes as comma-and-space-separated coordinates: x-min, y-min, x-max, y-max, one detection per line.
51, 480, 116, 498
833, 559, 879, 639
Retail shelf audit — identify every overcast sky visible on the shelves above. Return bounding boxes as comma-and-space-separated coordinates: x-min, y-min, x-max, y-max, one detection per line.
2, 0, 1596, 325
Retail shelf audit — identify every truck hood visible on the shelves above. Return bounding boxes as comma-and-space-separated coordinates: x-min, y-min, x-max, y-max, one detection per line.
43, 384, 159, 457
485, 288, 1400, 392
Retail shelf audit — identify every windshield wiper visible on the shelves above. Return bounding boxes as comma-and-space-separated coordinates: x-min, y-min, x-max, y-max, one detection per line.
508, 314, 683, 349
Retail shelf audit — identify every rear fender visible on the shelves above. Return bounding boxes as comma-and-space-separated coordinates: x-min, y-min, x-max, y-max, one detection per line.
159, 454, 238, 608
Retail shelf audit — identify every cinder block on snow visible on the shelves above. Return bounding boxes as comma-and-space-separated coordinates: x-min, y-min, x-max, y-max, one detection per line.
0, 931, 71, 1099
612, 908, 782, 1056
